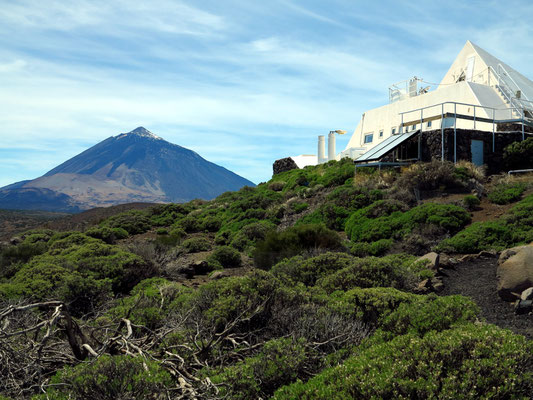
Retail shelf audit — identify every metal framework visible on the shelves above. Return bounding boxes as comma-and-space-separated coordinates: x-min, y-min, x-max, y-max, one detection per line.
399, 101, 533, 163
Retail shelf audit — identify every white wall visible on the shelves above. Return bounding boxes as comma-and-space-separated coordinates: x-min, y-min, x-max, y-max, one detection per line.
344, 81, 503, 154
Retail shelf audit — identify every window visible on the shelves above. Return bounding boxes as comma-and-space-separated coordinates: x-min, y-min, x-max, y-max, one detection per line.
379, 130, 384, 138
392, 127, 396, 135
427, 120, 432, 128
412, 124, 416, 130
364, 133, 373, 143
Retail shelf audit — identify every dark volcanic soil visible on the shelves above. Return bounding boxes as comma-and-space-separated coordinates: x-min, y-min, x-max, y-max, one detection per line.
440, 258, 533, 339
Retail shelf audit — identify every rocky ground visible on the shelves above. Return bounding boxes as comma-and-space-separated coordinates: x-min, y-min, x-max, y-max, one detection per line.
440, 257, 533, 339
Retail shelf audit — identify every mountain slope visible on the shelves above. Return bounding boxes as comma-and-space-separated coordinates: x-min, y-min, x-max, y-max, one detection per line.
0, 127, 254, 211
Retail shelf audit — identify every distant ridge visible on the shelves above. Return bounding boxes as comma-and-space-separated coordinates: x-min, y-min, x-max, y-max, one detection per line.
0, 127, 255, 212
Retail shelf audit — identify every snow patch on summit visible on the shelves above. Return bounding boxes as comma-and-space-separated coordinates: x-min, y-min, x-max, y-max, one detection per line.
117, 126, 163, 140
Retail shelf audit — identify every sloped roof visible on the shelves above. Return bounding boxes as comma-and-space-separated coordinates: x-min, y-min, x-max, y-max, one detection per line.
355, 130, 419, 163
440, 41, 533, 101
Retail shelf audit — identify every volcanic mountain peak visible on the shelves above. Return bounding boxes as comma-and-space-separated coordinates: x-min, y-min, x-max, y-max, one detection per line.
116, 126, 162, 140
0, 127, 254, 212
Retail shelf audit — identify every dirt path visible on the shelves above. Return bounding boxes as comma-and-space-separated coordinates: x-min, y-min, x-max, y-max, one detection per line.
439, 258, 533, 339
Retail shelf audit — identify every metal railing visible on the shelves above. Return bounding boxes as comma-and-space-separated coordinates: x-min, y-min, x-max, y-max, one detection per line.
398, 100, 532, 164
488, 64, 533, 120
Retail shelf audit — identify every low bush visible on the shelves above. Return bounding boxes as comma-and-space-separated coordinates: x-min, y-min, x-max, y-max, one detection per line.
0, 233, 154, 315
0, 241, 49, 279
85, 226, 128, 243
100, 210, 151, 235
298, 187, 385, 231
36, 355, 172, 400
211, 337, 313, 400
274, 324, 533, 399
290, 201, 309, 213
350, 239, 393, 257
324, 287, 419, 325
503, 136, 533, 170
380, 294, 479, 337
316, 254, 431, 294
181, 236, 212, 253
208, 246, 242, 268
108, 277, 191, 329
230, 220, 276, 251
438, 221, 513, 253
253, 224, 344, 270
463, 194, 481, 209
345, 202, 470, 243
149, 202, 194, 226
488, 182, 526, 204
271, 253, 428, 293
439, 194, 533, 253
154, 225, 186, 247
394, 160, 469, 192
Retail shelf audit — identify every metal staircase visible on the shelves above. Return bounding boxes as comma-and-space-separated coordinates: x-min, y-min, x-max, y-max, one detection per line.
490, 64, 533, 123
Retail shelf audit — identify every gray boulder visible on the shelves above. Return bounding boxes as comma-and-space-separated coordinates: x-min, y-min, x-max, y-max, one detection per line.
497, 245, 533, 301
417, 252, 440, 270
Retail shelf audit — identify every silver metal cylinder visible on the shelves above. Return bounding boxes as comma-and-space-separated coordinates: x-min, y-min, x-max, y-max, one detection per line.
328, 132, 335, 161
318, 135, 326, 163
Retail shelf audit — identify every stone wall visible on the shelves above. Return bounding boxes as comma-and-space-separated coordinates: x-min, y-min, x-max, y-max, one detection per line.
403, 129, 531, 174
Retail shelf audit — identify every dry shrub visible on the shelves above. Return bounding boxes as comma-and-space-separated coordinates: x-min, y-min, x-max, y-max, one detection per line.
455, 160, 486, 182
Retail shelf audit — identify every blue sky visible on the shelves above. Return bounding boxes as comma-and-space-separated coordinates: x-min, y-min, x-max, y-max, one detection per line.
1, 0, 532, 186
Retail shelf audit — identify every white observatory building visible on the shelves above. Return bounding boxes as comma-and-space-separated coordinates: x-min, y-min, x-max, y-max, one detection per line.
341, 40, 533, 162
287, 41, 532, 170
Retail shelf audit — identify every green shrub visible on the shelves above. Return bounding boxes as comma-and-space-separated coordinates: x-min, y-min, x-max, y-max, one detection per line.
229, 221, 276, 251
274, 324, 533, 399
0, 233, 154, 315
316, 254, 430, 294
503, 137, 533, 170
85, 226, 128, 243
208, 246, 242, 268
181, 237, 212, 253
271, 253, 427, 293
345, 202, 470, 243
149, 202, 194, 226
350, 239, 393, 257
253, 224, 344, 270
297, 203, 350, 231
488, 183, 526, 204
463, 194, 481, 209
324, 287, 419, 325
298, 187, 384, 231
0, 241, 49, 279
439, 194, 533, 253
269, 158, 354, 192
438, 221, 513, 253
271, 252, 353, 287
100, 210, 151, 235
212, 337, 312, 400
107, 278, 190, 329
290, 201, 309, 213
184, 270, 279, 333
380, 294, 479, 337
36, 355, 172, 400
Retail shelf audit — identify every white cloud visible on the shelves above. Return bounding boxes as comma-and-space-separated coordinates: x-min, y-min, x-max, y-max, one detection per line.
0, 0, 226, 36
0, 59, 27, 73
0, 0, 532, 186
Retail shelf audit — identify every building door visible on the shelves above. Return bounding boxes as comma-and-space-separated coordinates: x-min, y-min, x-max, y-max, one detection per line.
471, 140, 484, 166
